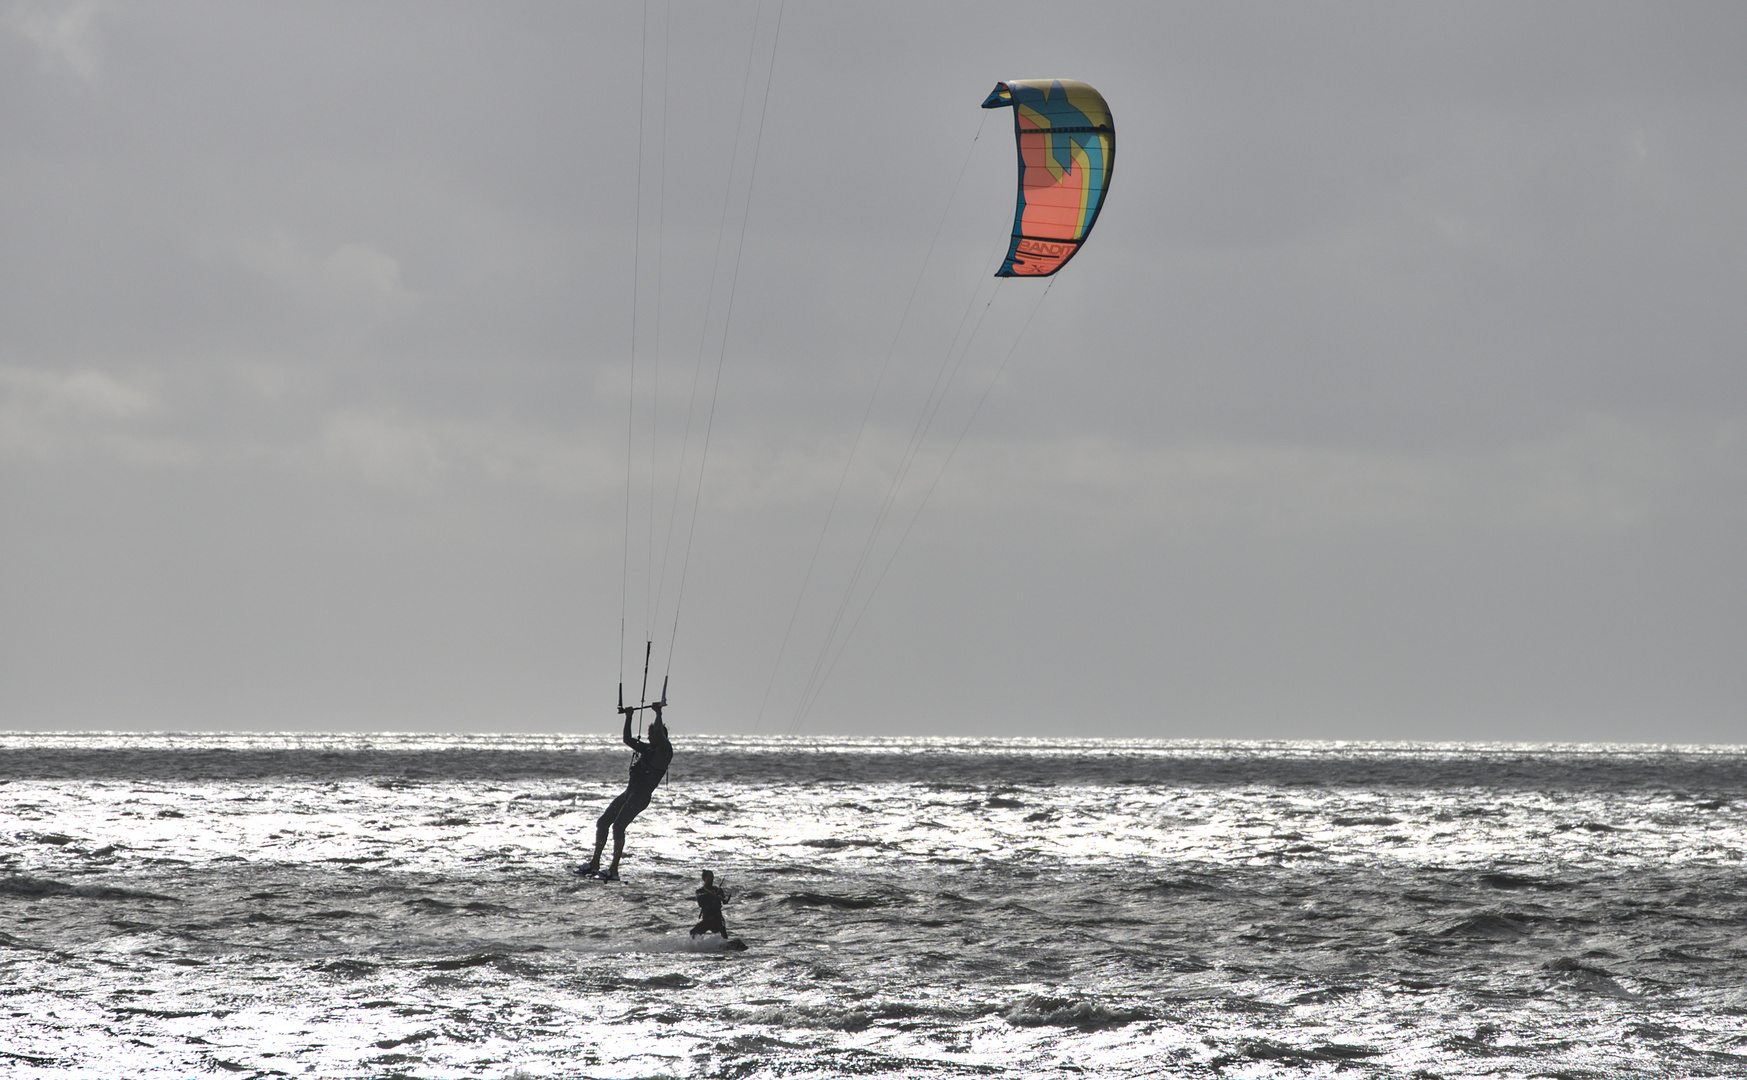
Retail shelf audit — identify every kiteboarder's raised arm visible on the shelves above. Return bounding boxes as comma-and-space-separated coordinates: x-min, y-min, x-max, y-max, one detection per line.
622, 708, 648, 754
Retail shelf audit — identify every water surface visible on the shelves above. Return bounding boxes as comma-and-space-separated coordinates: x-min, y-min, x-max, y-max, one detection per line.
1, 734, 1743, 1077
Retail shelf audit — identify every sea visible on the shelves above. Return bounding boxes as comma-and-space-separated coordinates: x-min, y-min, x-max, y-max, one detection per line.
1, 733, 1744, 1079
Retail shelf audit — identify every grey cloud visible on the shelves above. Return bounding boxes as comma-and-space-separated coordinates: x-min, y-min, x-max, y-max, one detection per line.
1, 1, 1742, 740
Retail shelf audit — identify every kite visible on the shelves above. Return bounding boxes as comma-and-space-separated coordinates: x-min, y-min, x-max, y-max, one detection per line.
981, 79, 1115, 277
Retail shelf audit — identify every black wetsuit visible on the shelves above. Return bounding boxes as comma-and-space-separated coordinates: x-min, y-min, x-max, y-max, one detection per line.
691, 880, 730, 938
594, 712, 673, 846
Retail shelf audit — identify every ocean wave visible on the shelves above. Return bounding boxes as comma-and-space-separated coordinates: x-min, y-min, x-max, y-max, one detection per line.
1002, 994, 1152, 1030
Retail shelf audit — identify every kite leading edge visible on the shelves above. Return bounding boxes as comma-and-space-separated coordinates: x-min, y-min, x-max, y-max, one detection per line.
981, 79, 1114, 277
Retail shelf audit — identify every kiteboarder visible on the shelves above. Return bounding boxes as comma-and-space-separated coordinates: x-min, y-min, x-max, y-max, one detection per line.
690, 869, 731, 938
578, 700, 673, 881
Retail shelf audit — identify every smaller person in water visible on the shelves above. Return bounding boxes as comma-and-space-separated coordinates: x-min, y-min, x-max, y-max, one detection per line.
690, 869, 730, 939
578, 701, 673, 881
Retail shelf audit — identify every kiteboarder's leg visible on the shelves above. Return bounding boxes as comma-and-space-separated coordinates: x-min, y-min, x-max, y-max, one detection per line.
583, 789, 631, 873
603, 786, 654, 878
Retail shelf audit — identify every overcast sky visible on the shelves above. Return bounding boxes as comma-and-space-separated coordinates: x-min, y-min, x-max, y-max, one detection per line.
2, 1, 1743, 741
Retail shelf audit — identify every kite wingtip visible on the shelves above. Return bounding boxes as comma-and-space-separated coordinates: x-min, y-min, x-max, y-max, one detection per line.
981, 82, 1013, 109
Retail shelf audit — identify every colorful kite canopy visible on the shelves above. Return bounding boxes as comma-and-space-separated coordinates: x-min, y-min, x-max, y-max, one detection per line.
981, 79, 1114, 277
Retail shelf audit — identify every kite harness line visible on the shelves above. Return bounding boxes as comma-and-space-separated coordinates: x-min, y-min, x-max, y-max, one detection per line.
770, 78, 1114, 734
613, 0, 785, 739
618, 642, 667, 749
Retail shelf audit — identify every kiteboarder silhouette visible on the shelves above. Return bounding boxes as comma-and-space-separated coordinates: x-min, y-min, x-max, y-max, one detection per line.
690, 869, 730, 939
578, 692, 672, 882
